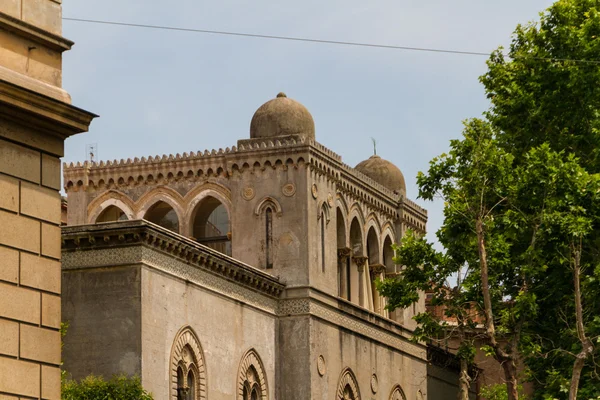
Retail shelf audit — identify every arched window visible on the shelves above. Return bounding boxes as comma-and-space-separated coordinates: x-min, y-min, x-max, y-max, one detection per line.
170, 327, 207, 400
191, 196, 231, 256
265, 207, 273, 269
242, 366, 261, 400
321, 208, 326, 272
96, 205, 128, 223
145, 201, 179, 233
336, 208, 350, 299
349, 218, 364, 306
389, 385, 406, 400
237, 349, 268, 400
383, 236, 394, 271
336, 368, 360, 400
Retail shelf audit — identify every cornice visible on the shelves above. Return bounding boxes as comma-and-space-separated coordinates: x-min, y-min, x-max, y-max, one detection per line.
61, 220, 285, 298
0, 79, 97, 138
0, 12, 73, 52
278, 286, 427, 360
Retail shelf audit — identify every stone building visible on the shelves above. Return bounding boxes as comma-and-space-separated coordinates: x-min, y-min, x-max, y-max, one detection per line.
61, 92, 447, 399
0, 3, 95, 399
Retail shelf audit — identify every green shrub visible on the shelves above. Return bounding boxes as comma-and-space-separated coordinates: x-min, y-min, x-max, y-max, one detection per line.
62, 374, 153, 400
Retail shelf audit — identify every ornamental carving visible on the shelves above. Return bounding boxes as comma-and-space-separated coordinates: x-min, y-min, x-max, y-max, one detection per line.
169, 326, 207, 400
242, 187, 255, 201
317, 355, 326, 376
311, 184, 318, 199
237, 349, 269, 400
336, 368, 360, 400
327, 193, 334, 207
337, 247, 351, 261
282, 183, 296, 197
369, 263, 386, 275
370, 374, 378, 394
353, 256, 368, 269
389, 385, 406, 400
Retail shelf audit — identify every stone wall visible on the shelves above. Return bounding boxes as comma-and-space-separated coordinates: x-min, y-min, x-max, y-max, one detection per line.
0, 140, 63, 399
0, 2, 95, 398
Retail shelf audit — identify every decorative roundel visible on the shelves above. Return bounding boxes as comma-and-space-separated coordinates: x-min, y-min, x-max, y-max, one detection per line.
327, 193, 334, 207
282, 183, 296, 197
311, 184, 318, 199
317, 355, 326, 376
242, 187, 255, 201
370, 374, 379, 394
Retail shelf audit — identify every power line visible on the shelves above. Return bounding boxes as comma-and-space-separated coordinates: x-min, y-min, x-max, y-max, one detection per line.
63, 17, 600, 65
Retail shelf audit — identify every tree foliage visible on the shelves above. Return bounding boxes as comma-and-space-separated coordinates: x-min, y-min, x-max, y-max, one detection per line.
61, 375, 153, 400
480, 0, 600, 397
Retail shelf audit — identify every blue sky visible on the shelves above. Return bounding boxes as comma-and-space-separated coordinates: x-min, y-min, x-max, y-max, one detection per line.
62, 0, 555, 245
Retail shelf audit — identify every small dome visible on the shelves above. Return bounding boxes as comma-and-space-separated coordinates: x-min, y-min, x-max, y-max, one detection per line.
355, 155, 406, 194
250, 92, 315, 139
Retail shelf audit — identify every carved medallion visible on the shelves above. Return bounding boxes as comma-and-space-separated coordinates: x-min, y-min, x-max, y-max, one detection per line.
327, 193, 334, 207
311, 184, 318, 199
317, 355, 326, 376
282, 183, 296, 197
242, 187, 255, 201
370, 374, 378, 393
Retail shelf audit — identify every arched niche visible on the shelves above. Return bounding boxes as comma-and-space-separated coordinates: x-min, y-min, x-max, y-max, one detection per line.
95, 205, 129, 223
191, 195, 231, 256
389, 385, 406, 400
349, 218, 363, 256
383, 236, 394, 271
336, 208, 347, 249
336, 368, 360, 400
366, 226, 380, 265
237, 349, 268, 400
170, 326, 207, 400
144, 200, 180, 233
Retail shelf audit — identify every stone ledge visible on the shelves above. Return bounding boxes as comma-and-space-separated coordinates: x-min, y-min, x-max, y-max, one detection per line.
0, 79, 97, 153
61, 220, 285, 299
0, 11, 72, 52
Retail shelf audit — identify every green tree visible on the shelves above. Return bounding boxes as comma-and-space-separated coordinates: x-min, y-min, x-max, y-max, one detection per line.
61, 375, 153, 400
378, 230, 480, 400
381, 118, 600, 399
480, 0, 600, 397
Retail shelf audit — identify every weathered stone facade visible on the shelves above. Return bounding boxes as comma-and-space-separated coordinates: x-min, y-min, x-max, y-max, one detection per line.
0, 2, 95, 399
62, 93, 444, 399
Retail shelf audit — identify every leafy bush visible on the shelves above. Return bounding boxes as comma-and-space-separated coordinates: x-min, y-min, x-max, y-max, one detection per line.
62, 374, 153, 400
480, 384, 527, 400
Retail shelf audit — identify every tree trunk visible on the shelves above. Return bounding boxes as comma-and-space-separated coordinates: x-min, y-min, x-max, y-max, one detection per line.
457, 357, 471, 400
476, 217, 519, 400
502, 359, 519, 400
569, 244, 595, 400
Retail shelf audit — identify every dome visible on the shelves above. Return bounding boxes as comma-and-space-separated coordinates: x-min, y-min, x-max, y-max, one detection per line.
355, 155, 406, 194
250, 92, 315, 139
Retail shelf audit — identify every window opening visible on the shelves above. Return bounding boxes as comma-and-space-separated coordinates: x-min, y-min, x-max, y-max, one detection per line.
265, 207, 273, 269
321, 211, 326, 272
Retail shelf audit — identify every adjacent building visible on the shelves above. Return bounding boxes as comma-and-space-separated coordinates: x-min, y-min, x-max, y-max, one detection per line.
0, 3, 95, 399
61, 93, 461, 399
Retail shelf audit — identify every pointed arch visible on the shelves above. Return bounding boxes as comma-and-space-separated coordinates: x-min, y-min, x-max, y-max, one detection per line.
136, 186, 185, 223
381, 222, 396, 244
317, 200, 331, 223
349, 217, 364, 256
237, 348, 268, 400
254, 197, 282, 217
365, 213, 382, 237
348, 203, 366, 227
336, 368, 360, 400
87, 190, 136, 223
169, 326, 207, 400
389, 385, 406, 400
366, 226, 380, 265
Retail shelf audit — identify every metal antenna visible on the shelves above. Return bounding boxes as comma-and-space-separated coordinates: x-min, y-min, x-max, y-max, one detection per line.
86, 143, 98, 163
